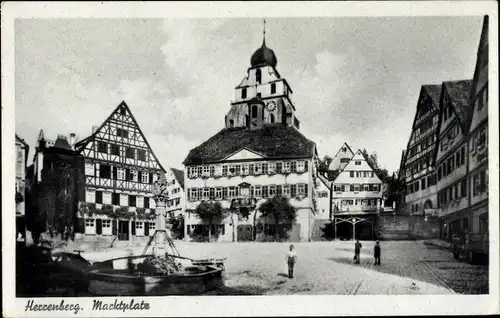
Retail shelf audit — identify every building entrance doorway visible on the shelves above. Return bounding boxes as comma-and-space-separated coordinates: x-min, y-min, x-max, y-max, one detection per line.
334, 215, 375, 241
118, 220, 129, 241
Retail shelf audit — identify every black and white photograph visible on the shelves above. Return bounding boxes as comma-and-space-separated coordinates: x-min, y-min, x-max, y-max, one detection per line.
2, 1, 498, 317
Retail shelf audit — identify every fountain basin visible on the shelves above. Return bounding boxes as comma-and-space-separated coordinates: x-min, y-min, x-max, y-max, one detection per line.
87, 254, 224, 296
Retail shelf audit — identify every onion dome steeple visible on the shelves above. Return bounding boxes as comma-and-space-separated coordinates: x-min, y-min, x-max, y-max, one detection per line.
250, 19, 278, 68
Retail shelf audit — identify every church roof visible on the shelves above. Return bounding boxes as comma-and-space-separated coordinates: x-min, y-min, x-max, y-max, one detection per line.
170, 168, 185, 189
183, 125, 316, 165
250, 39, 278, 68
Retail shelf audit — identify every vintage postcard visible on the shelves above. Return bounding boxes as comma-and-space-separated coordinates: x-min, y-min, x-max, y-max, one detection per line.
2, 1, 499, 317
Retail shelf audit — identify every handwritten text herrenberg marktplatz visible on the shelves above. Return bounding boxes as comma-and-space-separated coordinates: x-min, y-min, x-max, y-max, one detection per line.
93, 299, 150, 312
25, 300, 81, 314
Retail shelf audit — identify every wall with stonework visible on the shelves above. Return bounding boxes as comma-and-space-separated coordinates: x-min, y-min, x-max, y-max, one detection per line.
377, 215, 439, 240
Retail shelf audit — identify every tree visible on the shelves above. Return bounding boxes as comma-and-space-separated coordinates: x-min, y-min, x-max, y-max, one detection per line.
318, 155, 333, 173
193, 201, 225, 242
258, 196, 297, 241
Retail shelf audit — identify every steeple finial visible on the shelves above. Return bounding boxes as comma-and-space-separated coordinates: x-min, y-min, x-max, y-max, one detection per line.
262, 18, 266, 45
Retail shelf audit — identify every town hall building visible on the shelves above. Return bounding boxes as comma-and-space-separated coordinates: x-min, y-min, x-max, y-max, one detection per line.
183, 28, 320, 242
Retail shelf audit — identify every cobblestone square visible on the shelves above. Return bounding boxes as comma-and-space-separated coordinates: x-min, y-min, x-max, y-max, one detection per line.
164, 240, 488, 295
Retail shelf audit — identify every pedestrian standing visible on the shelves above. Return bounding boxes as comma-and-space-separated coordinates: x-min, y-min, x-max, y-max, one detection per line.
374, 240, 381, 265
354, 239, 362, 264
286, 244, 297, 278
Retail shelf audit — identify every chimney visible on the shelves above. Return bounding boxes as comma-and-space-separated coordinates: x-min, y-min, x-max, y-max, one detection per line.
92, 126, 99, 134
69, 133, 76, 148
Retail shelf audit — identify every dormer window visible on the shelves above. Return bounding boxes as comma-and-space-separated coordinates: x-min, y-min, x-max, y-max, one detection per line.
271, 83, 276, 94
241, 88, 247, 99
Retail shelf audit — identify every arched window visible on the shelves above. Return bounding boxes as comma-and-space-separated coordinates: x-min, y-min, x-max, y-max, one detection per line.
270, 114, 275, 123
256, 69, 262, 84
229, 119, 234, 128
252, 106, 258, 118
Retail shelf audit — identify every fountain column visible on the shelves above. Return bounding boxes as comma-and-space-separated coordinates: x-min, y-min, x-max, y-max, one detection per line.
152, 174, 169, 257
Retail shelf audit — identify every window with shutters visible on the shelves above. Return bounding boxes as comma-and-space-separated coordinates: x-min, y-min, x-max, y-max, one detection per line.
242, 164, 250, 176
350, 171, 354, 178
144, 197, 150, 209
276, 185, 283, 196
228, 187, 236, 198
261, 162, 267, 174
254, 186, 262, 198
253, 163, 262, 175
268, 185, 276, 196
234, 164, 241, 176
276, 162, 283, 173
209, 188, 215, 199
354, 184, 360, 192
262, 185, 269, 198
215, 187, 222, 199
268, 162, 276, 174
282, 185, 290, 197
297, 184, 306, 196
203, 188, 210, 200
137, 196, 144, 208
282, 161, 291, 173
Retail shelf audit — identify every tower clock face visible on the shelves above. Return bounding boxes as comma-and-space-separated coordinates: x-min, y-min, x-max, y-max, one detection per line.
266, 100, 277, 112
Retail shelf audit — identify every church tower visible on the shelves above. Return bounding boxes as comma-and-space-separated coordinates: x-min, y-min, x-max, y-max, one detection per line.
225, 20, 300, 130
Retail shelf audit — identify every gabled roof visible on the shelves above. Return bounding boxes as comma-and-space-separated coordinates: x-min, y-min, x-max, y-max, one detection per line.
170, 168, 185, 190
74, 101, 166, 172
331, 142, 355, 160
442, 80, 474, 133
422, 84, 442, 109
183, 125, 316, 165
15, 134, 29, 148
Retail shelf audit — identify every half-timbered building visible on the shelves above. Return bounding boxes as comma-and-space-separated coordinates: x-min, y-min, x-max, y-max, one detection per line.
74, 101, 165, 243
402, 84, 442, 217
467, 16, 489, 241
165, 168, 185, 219
331, 149, 384, 240
327, 142, 355, 180
435, 80, 473, 241
183, 31, 319, 242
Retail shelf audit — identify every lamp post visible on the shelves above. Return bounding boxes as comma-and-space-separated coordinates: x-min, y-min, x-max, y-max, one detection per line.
152, 174, 169, 257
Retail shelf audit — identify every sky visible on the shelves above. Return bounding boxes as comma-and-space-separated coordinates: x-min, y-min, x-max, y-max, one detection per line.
15, 16, 484, 173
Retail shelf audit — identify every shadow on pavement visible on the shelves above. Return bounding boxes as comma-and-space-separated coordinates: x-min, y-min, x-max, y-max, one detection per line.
277, 273, 288, 278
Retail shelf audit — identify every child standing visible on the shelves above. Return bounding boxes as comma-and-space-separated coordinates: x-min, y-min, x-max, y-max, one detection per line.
286, 245, 297, 279
374, 241, 381, 265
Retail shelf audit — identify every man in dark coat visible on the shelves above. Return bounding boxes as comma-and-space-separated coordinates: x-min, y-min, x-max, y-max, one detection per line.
354, 239, 362, 264
374, 241, 381, 265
